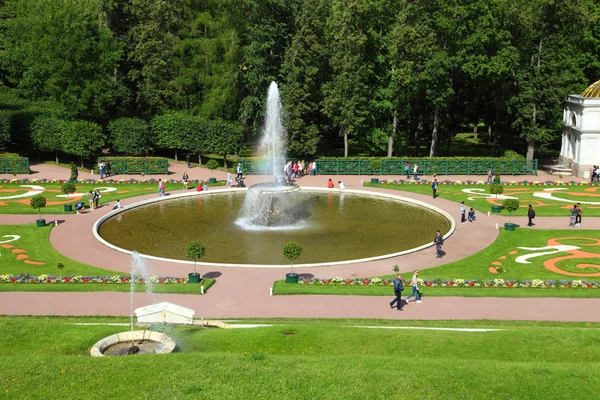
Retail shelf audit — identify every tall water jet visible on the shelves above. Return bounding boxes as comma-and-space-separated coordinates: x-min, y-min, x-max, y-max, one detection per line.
259, 81, 286, 179
238, 82, 301, 230
128, 252, 154, 353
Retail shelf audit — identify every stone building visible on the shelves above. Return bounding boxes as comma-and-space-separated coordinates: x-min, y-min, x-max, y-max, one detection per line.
560, 80, 600, 178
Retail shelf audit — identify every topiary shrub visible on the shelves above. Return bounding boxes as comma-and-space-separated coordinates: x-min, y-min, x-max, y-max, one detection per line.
30, 194, 47, 221
369, 160, 382, 176
489, 184, 504, 198
502, 198, 520, 224
61, 182, 76, 197
206, 159, 219, 177
185, 241, 206, 276
283, 242, 302, 275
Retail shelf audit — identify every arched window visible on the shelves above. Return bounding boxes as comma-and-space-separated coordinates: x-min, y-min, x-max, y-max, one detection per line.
570, 112, 577, 126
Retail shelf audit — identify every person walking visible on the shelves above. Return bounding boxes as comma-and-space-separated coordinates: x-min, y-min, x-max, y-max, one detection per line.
576, 203, 582, 226
157, 179, 163, 197
236, 163, 243, 180
88, 190, 95, 210
186, 154, 191, 168
405, 162, 410, 179
94, 189, 101, 209
569, 204, 577, 226
434, 229, 444, 258
460, 201, 466, 223
413, 163, 419, 180
405, 270, 422, 304
527, 204, 535, 227
389, 274, 404, 310
98, 161, 105, 179
487, 168, 493, 184
226, 172, 232, 188
431, 179, 438, 199
182, 172, 189, 190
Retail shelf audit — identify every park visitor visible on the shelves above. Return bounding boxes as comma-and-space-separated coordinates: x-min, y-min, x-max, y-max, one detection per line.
389, 274, 404, 311
405, 270, 421, 304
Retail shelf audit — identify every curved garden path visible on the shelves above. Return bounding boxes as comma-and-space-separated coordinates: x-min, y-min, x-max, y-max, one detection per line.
1, 163, 600, 322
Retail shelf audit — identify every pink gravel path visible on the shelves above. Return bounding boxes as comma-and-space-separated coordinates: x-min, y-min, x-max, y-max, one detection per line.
1, 162, 599, 322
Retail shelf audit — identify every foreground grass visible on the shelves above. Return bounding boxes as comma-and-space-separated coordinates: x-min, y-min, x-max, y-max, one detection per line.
0, 225, 213, 294
364, 181, 600, 217
1, 316, 599, 399
0, 181, 225, 214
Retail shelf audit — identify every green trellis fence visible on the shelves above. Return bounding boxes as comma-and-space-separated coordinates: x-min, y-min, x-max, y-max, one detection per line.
0, 157, 29, 174
239, 158, 537, 176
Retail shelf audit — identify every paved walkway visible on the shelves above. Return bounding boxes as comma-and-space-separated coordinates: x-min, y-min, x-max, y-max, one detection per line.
1, 163, 599, 322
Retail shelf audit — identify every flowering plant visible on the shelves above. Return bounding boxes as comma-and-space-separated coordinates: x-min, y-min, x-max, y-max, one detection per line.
0, 274, 189, 284
297, 276, 600, 289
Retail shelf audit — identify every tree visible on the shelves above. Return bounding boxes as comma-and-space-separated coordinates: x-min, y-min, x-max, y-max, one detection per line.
185, 241, 205, 276
322, 0, 372, 158
206, 119, 245, 168
109, 117, 153, 156
152, 111, 199, 160
30, 194, 46, 221
502, 198, 520, 224
370, 160, 382, 177
61, 120, 105, 167
1, 0, 124, 120
31, 117, 64, 163
283, 241, 302, 276
280, 0, 331, 157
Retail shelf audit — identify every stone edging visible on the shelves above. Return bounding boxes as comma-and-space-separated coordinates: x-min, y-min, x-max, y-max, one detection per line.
92, 187, 456, 268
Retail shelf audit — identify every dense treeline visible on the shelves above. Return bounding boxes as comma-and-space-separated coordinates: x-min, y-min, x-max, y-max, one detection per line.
0, 0, 599, 162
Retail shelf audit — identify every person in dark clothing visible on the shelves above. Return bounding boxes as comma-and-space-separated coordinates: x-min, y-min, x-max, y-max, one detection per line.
527, 204, 535, 227
186, 154, 191, 168
389, 274, 404, 310
434, 229, 444, 258
431, 179, 438, 199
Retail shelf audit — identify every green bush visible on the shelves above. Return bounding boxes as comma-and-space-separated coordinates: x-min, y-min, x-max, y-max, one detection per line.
61, 182, 76, 196
97, 157, 169, 175
489, 184, 504, 197
185, 241, 206, 275
502, 199, 520, 223
206, 159, 219, 177
238, 157, 537, 176
108, 118, 153, 156
283, 242, 302, 274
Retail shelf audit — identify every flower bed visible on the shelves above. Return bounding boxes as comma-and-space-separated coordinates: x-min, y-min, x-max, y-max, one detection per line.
0, 274, 189, 284
368, 179, 597, 186
298, 277, 600, 289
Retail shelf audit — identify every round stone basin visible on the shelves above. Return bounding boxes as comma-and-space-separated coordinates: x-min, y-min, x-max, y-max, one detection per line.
90, 330, 176, 357
96, 188, 453, 266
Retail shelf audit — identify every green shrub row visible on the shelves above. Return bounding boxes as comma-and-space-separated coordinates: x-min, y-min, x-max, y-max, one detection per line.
97, 157, 169, 175
0, 157, 29, 174
238, 157, 537, 176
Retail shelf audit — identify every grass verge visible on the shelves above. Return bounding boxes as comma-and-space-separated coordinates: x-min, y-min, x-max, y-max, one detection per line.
1, 316, 599, 399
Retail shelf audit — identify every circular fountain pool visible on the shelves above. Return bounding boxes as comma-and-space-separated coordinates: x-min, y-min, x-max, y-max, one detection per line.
96, 188, 453, 267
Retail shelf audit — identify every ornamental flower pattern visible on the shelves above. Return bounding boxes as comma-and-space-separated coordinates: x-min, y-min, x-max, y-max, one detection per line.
0, 274, 188, 284
297, 277, 600, 289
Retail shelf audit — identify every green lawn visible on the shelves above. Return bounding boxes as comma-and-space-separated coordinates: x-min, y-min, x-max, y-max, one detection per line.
0, 224, 213, 294
0, 316, 599, 399
0, 181, 225, 214
364, 181, 600, 217
274, 229, 600, 297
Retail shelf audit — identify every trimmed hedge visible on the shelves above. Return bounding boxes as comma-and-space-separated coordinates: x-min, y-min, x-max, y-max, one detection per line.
96, 157, 169, 175
249, 158, 537, 176
0, 157, 29, 174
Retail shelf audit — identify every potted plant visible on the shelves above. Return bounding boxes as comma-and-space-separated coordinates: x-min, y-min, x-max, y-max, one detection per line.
206, 160, 219, 184
61, 182, 76, 212
30, 194, 47, 227
57, 262, 64, 278
185, 241, 206, 283
283, 242, 302, 283
502, 198, 520, 231
369, 160, 382, 184
489, 184, 504, 213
